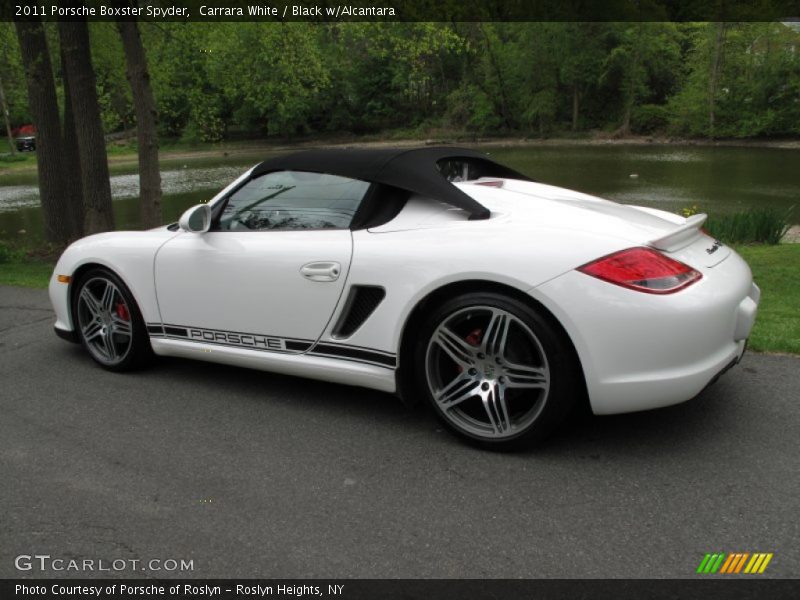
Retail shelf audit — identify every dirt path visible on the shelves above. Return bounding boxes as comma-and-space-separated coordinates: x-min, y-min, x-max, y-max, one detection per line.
783, 225, 800, 243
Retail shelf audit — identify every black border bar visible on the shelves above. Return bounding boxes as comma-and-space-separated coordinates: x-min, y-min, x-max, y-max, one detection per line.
2, 579, 799, 600
3, 0, 800, 22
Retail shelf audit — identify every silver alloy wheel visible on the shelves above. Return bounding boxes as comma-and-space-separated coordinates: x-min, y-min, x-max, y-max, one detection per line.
425, 306, 550, 439
76, 277, 133, 365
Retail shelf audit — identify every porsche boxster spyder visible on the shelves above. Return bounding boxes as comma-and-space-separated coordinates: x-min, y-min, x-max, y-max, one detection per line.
49, 147, 759, 448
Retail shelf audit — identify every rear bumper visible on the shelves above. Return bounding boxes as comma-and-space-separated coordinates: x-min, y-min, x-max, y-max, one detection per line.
582, 337, 749, 415
702, 343, 747, 393
532, 248, 759, 415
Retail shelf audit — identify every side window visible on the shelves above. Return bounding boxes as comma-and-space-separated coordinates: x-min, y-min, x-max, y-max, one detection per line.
216, 170, 370, 231
437, 158, 496, 182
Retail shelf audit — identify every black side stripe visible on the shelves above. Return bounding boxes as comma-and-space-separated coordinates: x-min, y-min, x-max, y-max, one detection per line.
315, 341, 396, 358
164, 326, 189, 337
309, 343, 397, 368
285, 340, 313, 352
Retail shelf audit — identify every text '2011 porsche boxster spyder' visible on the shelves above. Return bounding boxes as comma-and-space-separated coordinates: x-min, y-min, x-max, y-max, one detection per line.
50, 147, 759, 448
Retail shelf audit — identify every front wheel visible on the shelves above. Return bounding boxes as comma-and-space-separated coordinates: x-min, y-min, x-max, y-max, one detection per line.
73, 268, 152, 371
415, 292, 580, 449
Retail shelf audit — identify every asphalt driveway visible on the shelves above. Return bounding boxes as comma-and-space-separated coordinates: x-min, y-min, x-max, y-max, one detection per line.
1, 285, 798, 579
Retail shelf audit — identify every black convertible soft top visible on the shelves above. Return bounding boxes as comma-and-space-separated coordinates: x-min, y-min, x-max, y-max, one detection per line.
251, 147, 531, 220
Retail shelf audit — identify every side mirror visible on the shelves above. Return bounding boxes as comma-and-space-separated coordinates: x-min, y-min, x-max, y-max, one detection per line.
178, 204, 211, 233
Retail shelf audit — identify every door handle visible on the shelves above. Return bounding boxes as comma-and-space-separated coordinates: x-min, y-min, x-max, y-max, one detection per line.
300, 261, 341, 282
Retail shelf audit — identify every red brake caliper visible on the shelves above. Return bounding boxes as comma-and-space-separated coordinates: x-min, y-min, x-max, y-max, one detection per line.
465, 329, 482, 347
456, 328, 483, 373
115, 302, 130, 321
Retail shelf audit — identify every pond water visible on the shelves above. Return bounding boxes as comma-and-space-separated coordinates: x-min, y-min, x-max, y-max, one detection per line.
0, 144, 797, 243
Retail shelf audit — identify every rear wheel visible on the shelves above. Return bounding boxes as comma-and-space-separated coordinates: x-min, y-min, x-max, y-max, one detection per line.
73, 268, 152, 371
416, 292, 579, 449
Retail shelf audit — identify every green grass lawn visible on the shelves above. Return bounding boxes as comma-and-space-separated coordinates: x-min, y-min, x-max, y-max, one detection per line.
0, 260, 54, 288
737, 244, 800, 354
1, 244, 798, 354
0, 151, 37, 172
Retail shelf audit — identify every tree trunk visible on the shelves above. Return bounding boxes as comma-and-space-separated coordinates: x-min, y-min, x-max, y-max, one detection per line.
571, 84, 579, 132
61, 51, 85, 238
618, 32, 641, 137
0, 73, 16, 155
620, 98, 633, 136
58, 20, 115, 234
708, 23, 726, 139
478, 24, 514, 130
117, 20, 162, 229
15, 20, 75, 244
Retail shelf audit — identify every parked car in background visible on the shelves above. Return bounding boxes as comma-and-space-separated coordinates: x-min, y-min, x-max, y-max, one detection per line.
15, 135, 36, 152
12, 124, 36, 152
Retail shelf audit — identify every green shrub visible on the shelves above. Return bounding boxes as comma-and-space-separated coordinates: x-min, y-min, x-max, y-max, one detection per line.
704, 208, 791, 245
631, 104, 669, 135
0, 152, 28, 164
0, 241, 21, 264
445, 84, 503, 134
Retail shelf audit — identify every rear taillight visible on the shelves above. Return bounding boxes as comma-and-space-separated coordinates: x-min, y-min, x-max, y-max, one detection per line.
577, 247, 702, 294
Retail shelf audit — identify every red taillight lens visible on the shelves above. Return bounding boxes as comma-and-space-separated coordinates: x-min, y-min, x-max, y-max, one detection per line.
577, 247, 702, 294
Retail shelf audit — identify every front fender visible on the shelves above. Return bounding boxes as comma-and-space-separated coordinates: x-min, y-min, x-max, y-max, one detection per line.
49, 230, 178, 333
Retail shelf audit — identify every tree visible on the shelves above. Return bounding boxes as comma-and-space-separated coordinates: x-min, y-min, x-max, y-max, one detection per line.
88, 23, 132, 133
0, 23, 32, 128
665, 23, 800, 138
316, 23, 465, 133
476, 23, 515, 129
140, 23, 204, 137
58, 19, 115, 234
505, 23, 562, 135
605, 24, 646, 136
60, 51, 85, 238
117, 19, 161, 228
203, 23, 330, 137
558, 23, 607, 131
707, 23, 727, 137
15, 20, 77, 243
602, 23, 681, 135
0, 72, 15, 154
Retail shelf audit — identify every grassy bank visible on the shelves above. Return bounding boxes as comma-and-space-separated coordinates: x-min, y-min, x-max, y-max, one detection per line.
1, 244, 797, 355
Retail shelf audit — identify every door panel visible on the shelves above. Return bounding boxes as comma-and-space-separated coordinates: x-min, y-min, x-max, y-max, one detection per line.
154, 230, 352, 349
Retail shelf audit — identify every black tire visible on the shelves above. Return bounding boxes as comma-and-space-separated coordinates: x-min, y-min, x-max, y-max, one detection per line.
72, 267, 153, 372
414, 292, 580, 450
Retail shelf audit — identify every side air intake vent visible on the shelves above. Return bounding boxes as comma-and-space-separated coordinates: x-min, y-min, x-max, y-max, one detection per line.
332, 286, 386, 339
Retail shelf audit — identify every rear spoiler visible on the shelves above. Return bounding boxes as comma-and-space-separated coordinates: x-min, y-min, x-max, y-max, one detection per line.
648, 213, 707, 252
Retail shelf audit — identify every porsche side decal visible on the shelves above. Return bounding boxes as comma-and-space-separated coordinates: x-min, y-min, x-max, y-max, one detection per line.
148, 323, 311, 353
147, 323, 396, 369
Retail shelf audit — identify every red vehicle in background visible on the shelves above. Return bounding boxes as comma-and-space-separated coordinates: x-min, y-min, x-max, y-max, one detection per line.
11, 124, 36, 152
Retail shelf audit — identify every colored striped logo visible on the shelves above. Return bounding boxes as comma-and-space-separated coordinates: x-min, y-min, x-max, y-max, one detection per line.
696, 552, 773, 574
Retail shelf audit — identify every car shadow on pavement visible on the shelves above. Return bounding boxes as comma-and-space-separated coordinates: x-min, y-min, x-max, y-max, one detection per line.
132, 351, 741, 457
542, 377, 740, 457
146, 354, 428, 423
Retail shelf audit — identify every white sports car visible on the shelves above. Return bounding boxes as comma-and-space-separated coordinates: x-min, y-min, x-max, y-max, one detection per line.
50, 147, 760, 448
